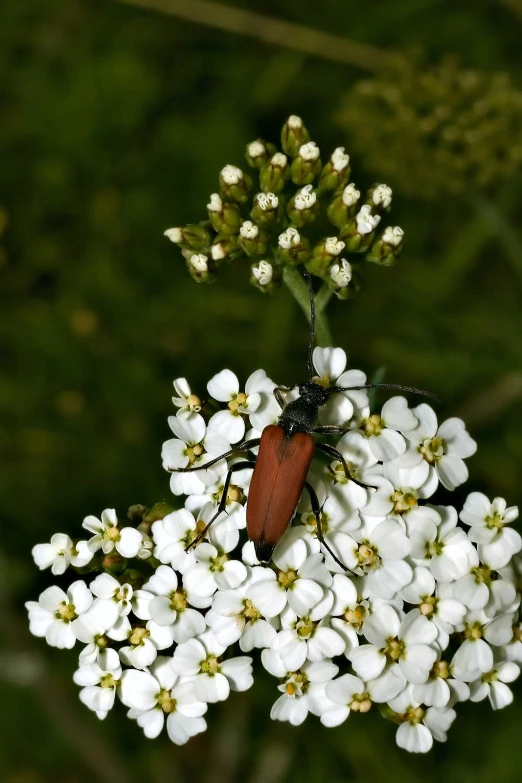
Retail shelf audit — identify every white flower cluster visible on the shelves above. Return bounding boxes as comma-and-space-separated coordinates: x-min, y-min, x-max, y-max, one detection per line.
26, 348, 522, 753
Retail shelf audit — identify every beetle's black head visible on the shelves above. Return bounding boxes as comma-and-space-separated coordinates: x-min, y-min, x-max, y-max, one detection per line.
255, 540, 276, 564
298, 381, 330, 407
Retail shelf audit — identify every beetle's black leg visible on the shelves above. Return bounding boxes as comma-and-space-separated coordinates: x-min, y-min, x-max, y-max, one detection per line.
168, 438, 261, 473
274, 386, 296, 410
304, 481, 351, 573
187, 460, 256, 550
313, 425, 347, 435
316, 442, 378, 491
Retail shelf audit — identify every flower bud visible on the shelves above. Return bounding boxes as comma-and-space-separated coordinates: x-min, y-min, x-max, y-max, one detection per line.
366, 225, 404, 266
306, 236, 346, 276
318, 147, 351, 192
250, 260, 281, 293
245, 139, 277, 169
260, 153, 290, 194
237, 220, 270, 257
207, 193, 241, 235
367, 183, 393, 212
290, 142, 322, 185
142, 501, 176, 525
340, 204, 381, 252
328, 258, 356, 299
326, 183, 361, 228
127, 504, 148, 522
219, 164, 252, 204
164, 223, 212, 252
286, 184, 319, 227
250, 192, 281, 226
277, 227, 310, 265
281, 115, 311, 157
211, 234, 242, 263
186, 253, 217, 283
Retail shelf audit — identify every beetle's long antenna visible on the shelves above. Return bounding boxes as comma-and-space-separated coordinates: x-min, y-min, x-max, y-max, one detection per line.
330, 383, 440, 402
303, 269, 315, 381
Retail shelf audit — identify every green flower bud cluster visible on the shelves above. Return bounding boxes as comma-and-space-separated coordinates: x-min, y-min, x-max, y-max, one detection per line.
164, 116, 404, 298
338, 58, 522, 198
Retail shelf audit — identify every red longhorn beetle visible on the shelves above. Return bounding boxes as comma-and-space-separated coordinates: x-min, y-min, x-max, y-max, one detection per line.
170, 270, 437, 569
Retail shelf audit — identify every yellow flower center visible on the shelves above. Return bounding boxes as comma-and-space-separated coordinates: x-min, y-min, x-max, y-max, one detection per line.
170, 589, 188, 612
350, 693, 372, 713
419, 437, 444, 464
420, 595, 437, 616
228, 392, 248, 414
104, 526, 120, 542
384, 637, 405, 662
186, 394, 201, 410
201, 655, 220, 675
186, 443, 205, 465
465, 621, 484, 641
277, 569, 298, 589
433, 660, 450, 680
357, 542, 379, 569
99, 673, 119, 689
157, 688, 177, 713
472, 565, 492, 585
485, 513, 504, 531
129, 627, 150, 646
343, 605, 366, 630
242, 599, 261, 621
56, 603, 77, 622
391, 489, 419, 514
362, 414, 384, 437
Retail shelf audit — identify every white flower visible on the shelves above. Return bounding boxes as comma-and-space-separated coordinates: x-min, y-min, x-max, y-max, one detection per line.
183, 542, 247, 599
469, 660, 520, 709
26, 581, 93, 649
311, 348, 368, 426
382, 226, 404, 246
412, 658, 470, 708
89, 573, 133, 629
451, 610, 515, 681
32, 533, 92, 575
252, 260, 273, 286
142, 564, 206, 643
356, 204, 381, 235
460, 493, 521, 569
207, 369, 262, 443
271, 600, 345, 671
360, 396, 418, 461
255, 192, 278, 210
330, 259, 352, 288
262, 651, 339, 726
171, 377, 202, 420
271, 152, 288, 168
332, 518, 412, 599
171, 630, 253, 702
246, 539, 330, 618
388, 686, 456, 753
189, 254, 208, 274
278, 227, 300, 249
239, 220, 259, 239
119, 621, 174, 669
400, 567, 466, 647
72, 607, 114, 665
324, 237, 345, 256
82, 508, 143, 557
342, 183, 360, 207
294, 184, 316, 210
248, 140, 265, 158
206, 567, 277, 651
221, 164, 243, 185
350, 606, 437, 685
207, 193, 223, 212
324, 669, 405, 726
120, 657, 207, 744
162, 414, 230, 495
298, 142, 320, 161
330, 147, 349, 171
73, 648, 122, 719
392, 404, 477, 494
164, 227, 183, 243
372, 184, 392, 208
408, 505, 476, 582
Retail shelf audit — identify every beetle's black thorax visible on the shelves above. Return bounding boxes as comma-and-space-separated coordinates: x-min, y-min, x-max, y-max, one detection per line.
278, 382, 329, 436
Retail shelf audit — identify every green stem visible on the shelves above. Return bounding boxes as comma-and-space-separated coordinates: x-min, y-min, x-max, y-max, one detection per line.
282, 266, 334, 346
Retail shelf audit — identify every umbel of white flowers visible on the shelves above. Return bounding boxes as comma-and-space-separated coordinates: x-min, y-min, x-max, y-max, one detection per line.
163, 115, 403, 299
27, 348, 522, 753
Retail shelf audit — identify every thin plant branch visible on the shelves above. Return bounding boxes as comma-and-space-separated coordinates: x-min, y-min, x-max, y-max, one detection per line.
114, 0, 397, 71
283, 266, 334, 347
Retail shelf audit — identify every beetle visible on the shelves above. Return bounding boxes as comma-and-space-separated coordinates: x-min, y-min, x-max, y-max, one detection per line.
169, 270, 437, 568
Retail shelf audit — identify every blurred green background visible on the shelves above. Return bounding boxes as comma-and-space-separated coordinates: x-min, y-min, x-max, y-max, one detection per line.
1, 0, 522, 781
